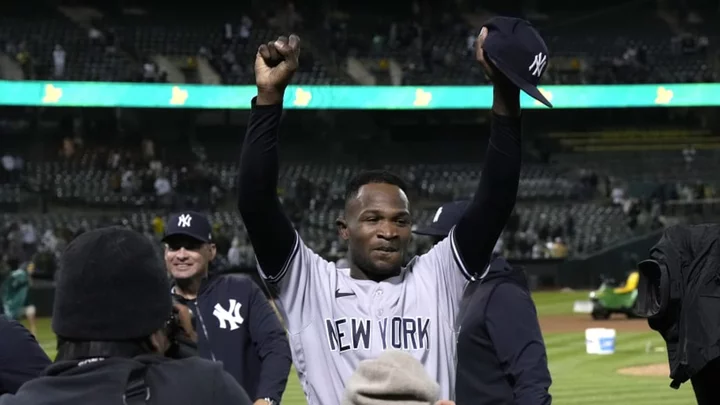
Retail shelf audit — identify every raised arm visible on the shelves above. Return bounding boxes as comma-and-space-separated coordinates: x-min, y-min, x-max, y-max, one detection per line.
452, 27, 522, 280
237, 35, 301, 280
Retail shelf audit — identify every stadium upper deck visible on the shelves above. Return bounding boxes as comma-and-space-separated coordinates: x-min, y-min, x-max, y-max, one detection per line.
0, 0, 716, 85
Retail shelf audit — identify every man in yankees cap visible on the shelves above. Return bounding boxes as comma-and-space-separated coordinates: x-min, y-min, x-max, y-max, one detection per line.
415, 200, 552, 405
164, 211, 292, 405
237, 17, 548, 405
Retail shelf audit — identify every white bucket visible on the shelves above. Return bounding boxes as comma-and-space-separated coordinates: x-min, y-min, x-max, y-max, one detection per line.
585, 328, 616, 355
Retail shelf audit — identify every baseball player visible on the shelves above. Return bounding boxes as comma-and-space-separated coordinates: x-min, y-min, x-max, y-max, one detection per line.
238, 24, 547, 404
1, 259, 37, 337
164, 211, 291, 405
414, 200, 552, 405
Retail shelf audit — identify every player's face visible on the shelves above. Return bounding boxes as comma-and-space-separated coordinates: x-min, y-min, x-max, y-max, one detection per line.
164, 236, 216, 280
343, 183, 412, 277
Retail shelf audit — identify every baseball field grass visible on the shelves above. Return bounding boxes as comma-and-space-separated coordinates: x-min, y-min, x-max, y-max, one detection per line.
30, 290, 697, 404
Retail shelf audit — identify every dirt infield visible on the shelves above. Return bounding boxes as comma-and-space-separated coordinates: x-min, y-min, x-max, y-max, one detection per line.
540, 314, 650, 334
617, 363, 669, 377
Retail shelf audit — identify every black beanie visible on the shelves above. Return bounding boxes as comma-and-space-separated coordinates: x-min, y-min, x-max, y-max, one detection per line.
52, 226, 172, 341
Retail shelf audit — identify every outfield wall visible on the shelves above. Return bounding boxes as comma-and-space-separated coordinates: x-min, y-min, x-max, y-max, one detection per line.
26, 249, 651, 318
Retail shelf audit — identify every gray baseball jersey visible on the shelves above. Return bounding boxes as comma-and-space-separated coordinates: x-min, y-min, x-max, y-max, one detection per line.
259, 228, 473, 405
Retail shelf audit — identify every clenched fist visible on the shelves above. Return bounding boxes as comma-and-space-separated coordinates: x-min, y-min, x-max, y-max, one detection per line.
255, 34, 301, 105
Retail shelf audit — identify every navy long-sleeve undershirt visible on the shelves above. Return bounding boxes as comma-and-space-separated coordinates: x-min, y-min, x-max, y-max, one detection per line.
237, 98, 522, 280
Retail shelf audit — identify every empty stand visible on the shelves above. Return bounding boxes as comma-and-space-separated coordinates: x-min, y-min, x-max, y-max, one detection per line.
1, 2, 716, 84
546, 129, 720, 152
0, 147, 645, 259
0, 4, 138, 81
0, 198, 631, 261
106, 8, 348, 85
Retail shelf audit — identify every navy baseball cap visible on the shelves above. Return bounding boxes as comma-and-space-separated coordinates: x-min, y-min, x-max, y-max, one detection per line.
163, 211, 213, 243
413, 201, 470, 237
482, 16, 552, 108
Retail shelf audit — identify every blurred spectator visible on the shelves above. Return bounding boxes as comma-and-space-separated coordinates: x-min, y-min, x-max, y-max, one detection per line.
152, 215, 166, 239
19, 221, 37, 261
227, 236, 243, 267
52, 45, 66, 79
549, 238, 569, 259
1, 154, 18, 184
154, 170, 173, 208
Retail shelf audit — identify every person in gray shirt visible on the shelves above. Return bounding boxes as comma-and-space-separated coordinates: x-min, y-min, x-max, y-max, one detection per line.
238, 33, 524, 404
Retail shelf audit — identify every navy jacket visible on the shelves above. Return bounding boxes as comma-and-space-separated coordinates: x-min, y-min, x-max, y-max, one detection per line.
455, 257, 552, 405
0, 315, 51, 395
174, 273, 291, 403
0, 354, 251, 405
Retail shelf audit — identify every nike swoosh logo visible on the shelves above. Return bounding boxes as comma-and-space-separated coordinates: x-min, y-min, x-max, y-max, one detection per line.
335, 289, 355, 298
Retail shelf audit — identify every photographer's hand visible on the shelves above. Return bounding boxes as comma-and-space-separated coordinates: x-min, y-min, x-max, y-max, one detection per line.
174, 302, 198, 343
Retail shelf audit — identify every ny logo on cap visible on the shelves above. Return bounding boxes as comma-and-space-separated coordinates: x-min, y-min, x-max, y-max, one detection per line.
528, 52, 547, 77
178, 214, 192, 228
433, 206, 444, 223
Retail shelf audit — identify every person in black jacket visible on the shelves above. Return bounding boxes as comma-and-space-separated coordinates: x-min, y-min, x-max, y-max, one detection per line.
636, 223, 720, 404
0, 315, 51, 395
164, 211, 291, 405
414, 201, 552, 405
0, 226, 251, 405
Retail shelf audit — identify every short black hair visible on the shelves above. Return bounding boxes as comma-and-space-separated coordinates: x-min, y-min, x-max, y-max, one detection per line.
344, 169, 409, 201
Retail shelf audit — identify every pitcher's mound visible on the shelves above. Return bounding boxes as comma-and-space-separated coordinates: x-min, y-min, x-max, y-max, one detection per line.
617, 363, 669, 377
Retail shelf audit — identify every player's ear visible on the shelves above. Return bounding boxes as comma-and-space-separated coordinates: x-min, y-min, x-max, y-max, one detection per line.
208, 243, 217, 261
336, 216, 349, 241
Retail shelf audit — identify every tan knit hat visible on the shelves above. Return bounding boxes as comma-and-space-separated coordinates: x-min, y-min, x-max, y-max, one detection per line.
342, 350, 440, 405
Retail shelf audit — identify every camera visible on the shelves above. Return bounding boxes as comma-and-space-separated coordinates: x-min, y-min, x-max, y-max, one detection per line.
165, 301, 198, 359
